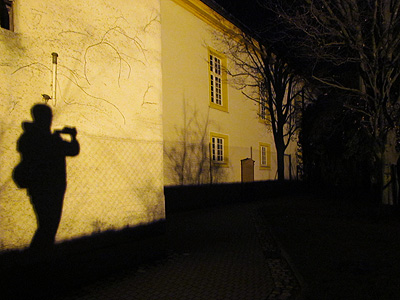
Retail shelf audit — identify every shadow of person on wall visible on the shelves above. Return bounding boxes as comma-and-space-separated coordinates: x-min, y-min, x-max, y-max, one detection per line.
13, 104, 80, 256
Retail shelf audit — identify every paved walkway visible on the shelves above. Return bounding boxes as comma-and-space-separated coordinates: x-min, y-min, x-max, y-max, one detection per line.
55, 202, 300, 300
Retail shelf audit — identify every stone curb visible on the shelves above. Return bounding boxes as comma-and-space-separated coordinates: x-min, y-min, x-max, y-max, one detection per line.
252, 210, 302, 300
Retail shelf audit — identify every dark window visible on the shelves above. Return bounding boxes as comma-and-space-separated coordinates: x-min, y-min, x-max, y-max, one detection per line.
1, 1, 12, 31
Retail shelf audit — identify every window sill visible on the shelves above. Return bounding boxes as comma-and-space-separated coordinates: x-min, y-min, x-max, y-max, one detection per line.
0, 27, 16, 36
260, 166, 271, 170
259, 118, 271, 125
210, 102, 228, 112
212, 161, 229, 168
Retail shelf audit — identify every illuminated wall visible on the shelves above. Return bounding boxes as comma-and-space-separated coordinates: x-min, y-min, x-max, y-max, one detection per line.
161, 0, 299, 185
0, 0, 164, 250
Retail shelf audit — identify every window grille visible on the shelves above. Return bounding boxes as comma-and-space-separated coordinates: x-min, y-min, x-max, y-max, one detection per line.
259, 143, 271, 168
210, 54, 223, 106
259, 82, 269, 121
211, 136, 224, 162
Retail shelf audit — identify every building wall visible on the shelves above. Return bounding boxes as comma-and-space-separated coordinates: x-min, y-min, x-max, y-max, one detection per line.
0, 0, 164, 250
161, 0, 297, 186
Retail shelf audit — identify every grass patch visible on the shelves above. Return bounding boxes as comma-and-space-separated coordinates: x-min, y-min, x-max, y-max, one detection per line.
261, 195, 400, 299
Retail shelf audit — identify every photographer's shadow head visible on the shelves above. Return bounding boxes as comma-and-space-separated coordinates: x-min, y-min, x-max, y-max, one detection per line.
31, 103, 52, 131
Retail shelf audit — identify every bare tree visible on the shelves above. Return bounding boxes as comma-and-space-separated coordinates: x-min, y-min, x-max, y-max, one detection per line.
261, 0, 400, 200
215, 28, 303, 181
164, 99, 225, 185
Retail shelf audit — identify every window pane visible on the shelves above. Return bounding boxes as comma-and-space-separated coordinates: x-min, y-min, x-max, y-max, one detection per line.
0, 1, 11, 30
212, 137, 216, 160
211, 136, 224, 162
260, 145, 270, 167
209, 53, 223, 106
215, 77, 222, 105
259, 82, 268, 120
261, 147, 266, 165
210, 75, 215, 103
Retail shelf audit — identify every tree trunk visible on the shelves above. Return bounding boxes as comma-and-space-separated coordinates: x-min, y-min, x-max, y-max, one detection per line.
375, 150, 384, 204
275, 138, 285, 181
374, 129, 390, 204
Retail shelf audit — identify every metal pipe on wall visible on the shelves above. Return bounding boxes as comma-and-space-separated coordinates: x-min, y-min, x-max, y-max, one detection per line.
51, 52, 58, 105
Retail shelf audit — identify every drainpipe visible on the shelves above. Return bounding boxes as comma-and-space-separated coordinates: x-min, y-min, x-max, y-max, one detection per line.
51, 52, 58, 105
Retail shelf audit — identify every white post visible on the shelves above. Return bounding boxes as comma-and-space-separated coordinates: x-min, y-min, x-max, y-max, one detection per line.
51, 52, 58, 106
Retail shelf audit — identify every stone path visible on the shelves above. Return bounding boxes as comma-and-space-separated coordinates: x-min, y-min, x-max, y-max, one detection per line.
55, 202, 301, 300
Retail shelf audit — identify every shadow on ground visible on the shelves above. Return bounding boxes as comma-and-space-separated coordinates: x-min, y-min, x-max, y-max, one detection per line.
260, 195, 400, 300
164, 180, 305, 212
0, 221, 166, 300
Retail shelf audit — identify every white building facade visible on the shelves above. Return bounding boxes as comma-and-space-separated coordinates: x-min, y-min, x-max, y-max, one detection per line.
161, 0, 298, 186
0, 0, 298, 252
0, 0, 164, 251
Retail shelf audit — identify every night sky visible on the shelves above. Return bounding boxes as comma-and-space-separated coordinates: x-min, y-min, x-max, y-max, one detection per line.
211, 0, 269, 30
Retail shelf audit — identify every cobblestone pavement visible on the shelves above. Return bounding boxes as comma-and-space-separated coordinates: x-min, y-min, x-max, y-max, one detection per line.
56, 202, 300, 300
253, 211, 301, 300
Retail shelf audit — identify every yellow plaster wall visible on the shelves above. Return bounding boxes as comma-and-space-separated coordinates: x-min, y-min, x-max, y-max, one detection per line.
0, 0, 164, 250
161, 0, 290, 185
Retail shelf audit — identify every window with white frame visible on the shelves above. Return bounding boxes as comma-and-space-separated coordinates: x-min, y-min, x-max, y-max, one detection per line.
210, 132, 228, 165
209, 49, 228, 111
0, 1, 13, 31
210, 53, 223, 106
260, 96, 268, 120
259, 142, 271, 169
259, 82, 270, 122
212, 136, 224, 162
